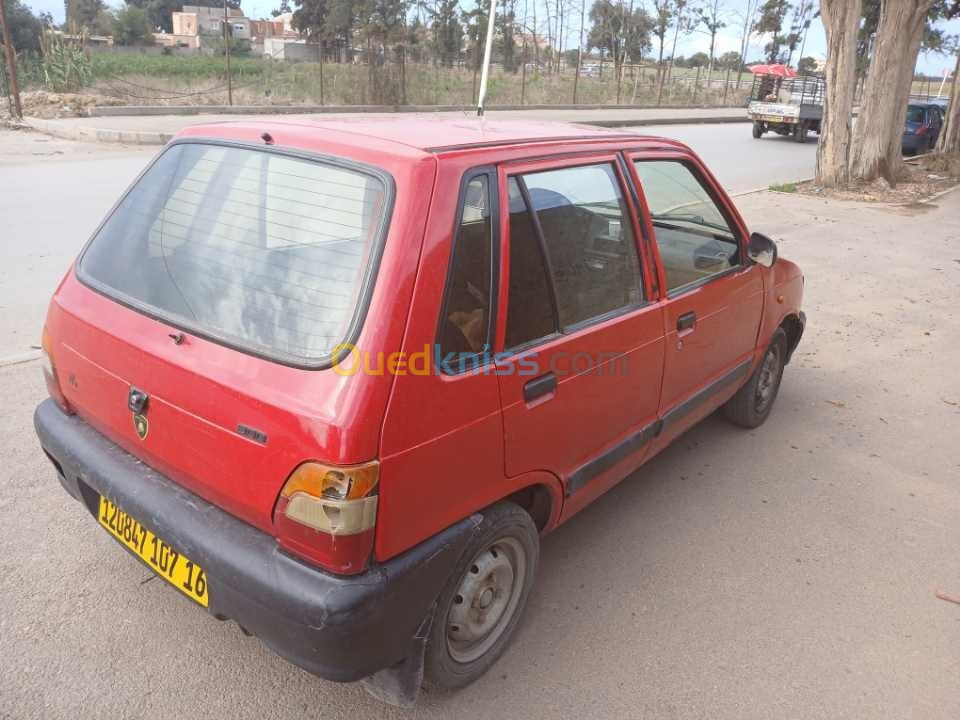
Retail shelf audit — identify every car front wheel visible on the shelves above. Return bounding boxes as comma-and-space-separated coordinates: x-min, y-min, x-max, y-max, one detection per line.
723, 328, 787, 428
424, 502, 539, 691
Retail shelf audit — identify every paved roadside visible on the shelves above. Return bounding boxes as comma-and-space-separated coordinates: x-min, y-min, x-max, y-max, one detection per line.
2, 189, 959, 719
25, 106, 748, 145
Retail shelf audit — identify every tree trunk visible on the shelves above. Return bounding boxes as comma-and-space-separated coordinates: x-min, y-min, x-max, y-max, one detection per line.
935, 51, 960, 153
849, 0, 933, 184
666, 19, 681, 84
655, 35, 666, 104
815, 0, 861, 187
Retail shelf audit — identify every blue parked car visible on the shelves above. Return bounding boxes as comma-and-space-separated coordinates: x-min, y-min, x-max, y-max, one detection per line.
902, 103, 944, 154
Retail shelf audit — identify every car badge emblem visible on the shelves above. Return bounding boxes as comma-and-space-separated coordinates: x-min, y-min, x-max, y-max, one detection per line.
133, 413, 149, 440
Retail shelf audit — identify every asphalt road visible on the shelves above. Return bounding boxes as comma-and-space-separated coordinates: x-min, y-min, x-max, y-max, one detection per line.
0, 124, 815, 360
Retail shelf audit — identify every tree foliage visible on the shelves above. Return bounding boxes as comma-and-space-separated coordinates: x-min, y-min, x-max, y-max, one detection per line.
754, 0, 790, 62
587, 0, 652, 68
1, 0, 46, 53
112, 5, 154, 45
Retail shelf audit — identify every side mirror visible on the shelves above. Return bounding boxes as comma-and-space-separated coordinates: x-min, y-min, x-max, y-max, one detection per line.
748, 232, 778, 268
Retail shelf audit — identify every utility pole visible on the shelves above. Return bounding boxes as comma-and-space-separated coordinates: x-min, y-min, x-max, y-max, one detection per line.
223, 0, 233, 106
573, 0, 584, 103
0, 0, 23, 119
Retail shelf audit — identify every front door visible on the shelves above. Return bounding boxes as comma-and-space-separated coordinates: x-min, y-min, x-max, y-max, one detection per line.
493, 155, 666, 516
628, 155, 764, 449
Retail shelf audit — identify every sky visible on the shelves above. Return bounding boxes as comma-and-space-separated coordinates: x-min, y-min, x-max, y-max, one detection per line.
22, 0, 960, 77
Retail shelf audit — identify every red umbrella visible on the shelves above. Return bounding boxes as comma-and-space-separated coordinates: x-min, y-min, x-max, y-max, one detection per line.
748, 63, 798, 78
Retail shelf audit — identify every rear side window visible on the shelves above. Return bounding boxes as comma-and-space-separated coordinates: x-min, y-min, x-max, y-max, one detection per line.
437, 175, 493, 363
521, 163, 643, 328
505, 178, 557, 349
78, 142, 390, 366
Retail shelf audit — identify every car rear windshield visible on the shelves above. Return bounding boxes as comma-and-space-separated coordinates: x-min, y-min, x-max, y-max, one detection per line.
78, 141, 391, 367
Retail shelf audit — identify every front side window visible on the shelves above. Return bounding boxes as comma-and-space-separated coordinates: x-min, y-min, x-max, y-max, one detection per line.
633, 160, 740, 293
79, 142, 389, 366
437, 175, 493, 362
518, 163, 643, 329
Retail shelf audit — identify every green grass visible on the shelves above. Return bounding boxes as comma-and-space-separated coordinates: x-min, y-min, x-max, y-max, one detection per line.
769, 182, 798, 193
14, 51, 754, 107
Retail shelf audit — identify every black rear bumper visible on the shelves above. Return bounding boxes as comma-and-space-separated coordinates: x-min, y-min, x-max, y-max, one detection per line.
34, 398, 476, 683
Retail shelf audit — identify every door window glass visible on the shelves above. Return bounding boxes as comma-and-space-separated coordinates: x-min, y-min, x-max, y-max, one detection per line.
520, 163, 643, 328
504, 178, 557, 349
633, 160, 740, 292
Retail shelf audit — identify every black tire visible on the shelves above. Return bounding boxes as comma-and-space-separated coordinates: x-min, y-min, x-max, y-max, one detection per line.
723, 329, 787, 429
793, 122, 807, 143
424, 502, 539, 691
752, 122, 763, 139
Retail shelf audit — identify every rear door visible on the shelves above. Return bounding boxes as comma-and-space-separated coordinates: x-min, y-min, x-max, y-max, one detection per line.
627, 153, 764, 448
493, 154, 666, 516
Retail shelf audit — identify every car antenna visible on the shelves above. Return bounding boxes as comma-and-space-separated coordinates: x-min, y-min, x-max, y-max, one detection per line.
476, 0, 499, 117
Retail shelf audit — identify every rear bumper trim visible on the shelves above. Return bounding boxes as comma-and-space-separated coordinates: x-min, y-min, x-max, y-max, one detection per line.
34, 398, 477, 682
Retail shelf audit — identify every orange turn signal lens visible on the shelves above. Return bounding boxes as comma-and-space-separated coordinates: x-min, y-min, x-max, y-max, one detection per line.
278, 461, 379, 536
280, 461, 379, 502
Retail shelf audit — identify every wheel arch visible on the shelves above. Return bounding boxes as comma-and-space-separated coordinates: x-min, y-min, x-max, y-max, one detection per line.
779, 313, 805, 364
488, 471, 564, 534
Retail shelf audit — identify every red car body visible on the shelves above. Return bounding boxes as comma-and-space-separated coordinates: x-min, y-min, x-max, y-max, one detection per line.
35, 118, 804, 702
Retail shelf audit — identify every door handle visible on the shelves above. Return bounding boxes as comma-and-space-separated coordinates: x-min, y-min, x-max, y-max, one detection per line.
677, 311, 697, 332
523, 373, 556, 403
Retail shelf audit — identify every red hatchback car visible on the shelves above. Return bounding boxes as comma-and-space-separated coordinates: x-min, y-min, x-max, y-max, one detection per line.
35, 118, 804, 705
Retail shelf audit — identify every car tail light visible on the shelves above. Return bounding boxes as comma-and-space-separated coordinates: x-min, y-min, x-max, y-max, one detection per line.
273, 460, 379, 575
41, 328, 72, 414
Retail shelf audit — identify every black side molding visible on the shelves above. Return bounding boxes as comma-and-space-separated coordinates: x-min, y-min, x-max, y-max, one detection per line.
660, 359, 751, 430
565, 359, 753, 497
566, 419, 663, 497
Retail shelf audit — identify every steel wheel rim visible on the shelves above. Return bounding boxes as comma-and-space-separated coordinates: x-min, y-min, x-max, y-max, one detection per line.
446, 537, 526, 664
755, 345, 781, 413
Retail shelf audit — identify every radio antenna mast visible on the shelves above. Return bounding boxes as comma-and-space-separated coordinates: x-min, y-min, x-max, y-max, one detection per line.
476, 0, 499, 116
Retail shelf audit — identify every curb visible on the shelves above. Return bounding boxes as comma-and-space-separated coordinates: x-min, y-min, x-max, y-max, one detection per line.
732, 176, 815, 198
25, 117, 174, 145
25, 113, 749, 146
88, 102, 745, 118
0, 350, 41, 368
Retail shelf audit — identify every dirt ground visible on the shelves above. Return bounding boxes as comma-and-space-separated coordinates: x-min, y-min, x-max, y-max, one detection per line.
795, 153, 960, 204
1, 173, 958, 717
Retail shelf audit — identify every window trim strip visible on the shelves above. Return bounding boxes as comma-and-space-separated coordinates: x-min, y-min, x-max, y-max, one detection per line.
514, 175, 562, 332
434, 165, 501, 375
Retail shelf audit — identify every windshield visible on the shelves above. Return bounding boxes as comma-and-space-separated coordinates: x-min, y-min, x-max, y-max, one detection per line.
78, 142, 390, 366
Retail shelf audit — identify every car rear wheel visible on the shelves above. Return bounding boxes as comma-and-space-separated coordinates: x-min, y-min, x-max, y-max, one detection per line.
752, 122, 763, 139
424, 502, 539, 691
723, 329, 787, 429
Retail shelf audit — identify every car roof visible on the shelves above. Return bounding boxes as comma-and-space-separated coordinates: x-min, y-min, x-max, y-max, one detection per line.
179, 116, 668, 156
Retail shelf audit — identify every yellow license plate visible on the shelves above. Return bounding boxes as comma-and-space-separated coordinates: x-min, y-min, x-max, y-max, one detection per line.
98, 496, 209, 607
763, 115, 786, 122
